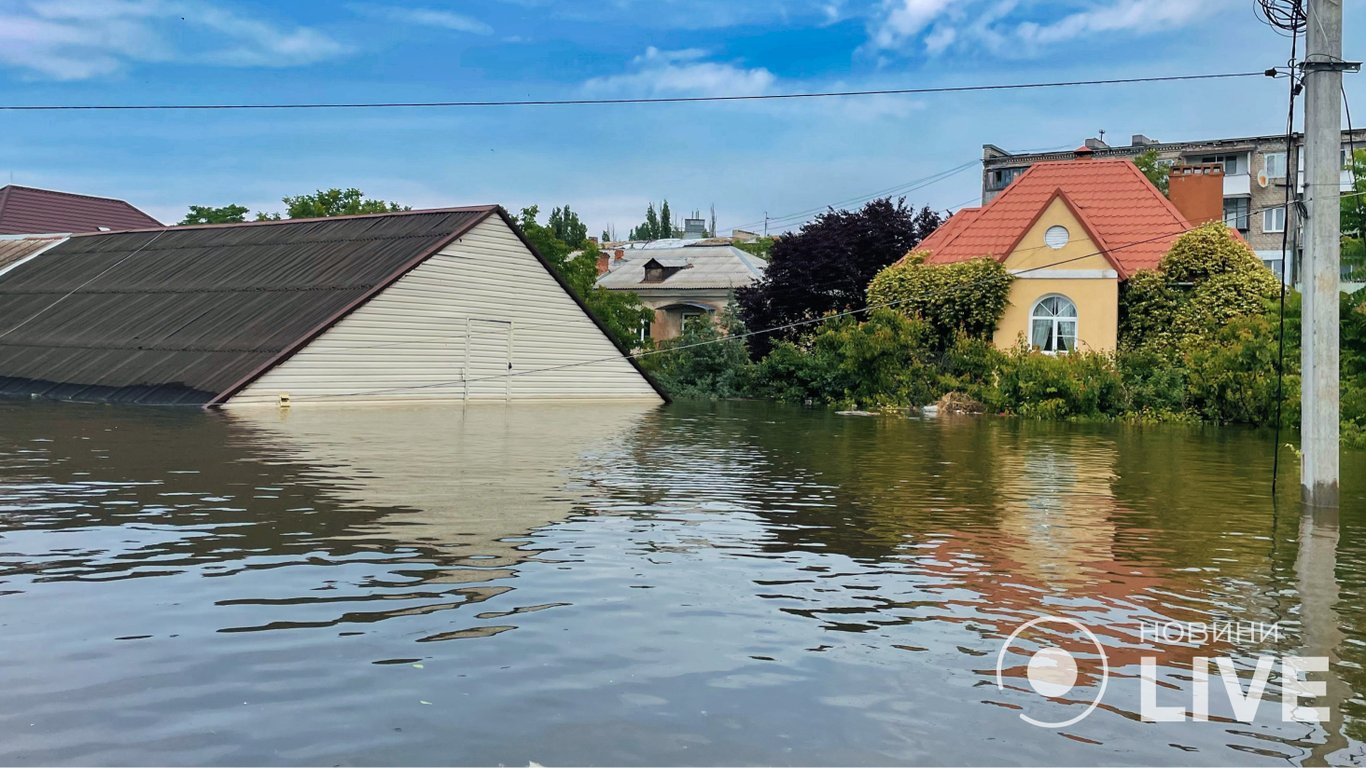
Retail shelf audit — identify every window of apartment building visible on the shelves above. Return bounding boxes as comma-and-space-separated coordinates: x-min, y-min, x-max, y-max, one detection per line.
1196, 153, 1249, 175
987, 167, 1026, 190
1264, 206, 1286, 233
1224, 198, 1251, 231
1263, 151, 1288, 178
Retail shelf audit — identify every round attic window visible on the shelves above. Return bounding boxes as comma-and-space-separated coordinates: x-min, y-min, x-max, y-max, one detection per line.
1044, 225, 1070, 250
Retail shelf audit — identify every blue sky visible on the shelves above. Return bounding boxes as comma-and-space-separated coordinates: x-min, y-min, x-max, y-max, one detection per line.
0, 0, 1362, 236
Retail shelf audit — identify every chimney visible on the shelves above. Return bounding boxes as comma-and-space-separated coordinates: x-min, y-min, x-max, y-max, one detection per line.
614, 248, 625, 262
596, 250, 610, 276
1167, 163, 1225, 225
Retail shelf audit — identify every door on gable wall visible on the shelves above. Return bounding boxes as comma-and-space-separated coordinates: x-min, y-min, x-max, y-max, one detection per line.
462, 318, 513, 401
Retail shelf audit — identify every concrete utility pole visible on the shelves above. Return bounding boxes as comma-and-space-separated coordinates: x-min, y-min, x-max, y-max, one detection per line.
1301, 0, 1349, 506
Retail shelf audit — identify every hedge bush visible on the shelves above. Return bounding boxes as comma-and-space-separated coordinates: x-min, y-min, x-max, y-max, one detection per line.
866, 253, 1013, 347
752, 309, 940, 409
1120, 221, 1279, 354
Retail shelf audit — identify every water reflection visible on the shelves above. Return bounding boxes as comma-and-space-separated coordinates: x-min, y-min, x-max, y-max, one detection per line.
0, 399, 1364, 765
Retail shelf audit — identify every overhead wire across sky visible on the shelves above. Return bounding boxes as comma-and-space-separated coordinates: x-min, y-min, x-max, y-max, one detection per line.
0, 71, 1268, 111
283, 190, 1365, 403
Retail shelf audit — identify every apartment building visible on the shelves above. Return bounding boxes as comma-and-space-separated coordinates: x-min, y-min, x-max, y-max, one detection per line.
982, 129, 1366, 278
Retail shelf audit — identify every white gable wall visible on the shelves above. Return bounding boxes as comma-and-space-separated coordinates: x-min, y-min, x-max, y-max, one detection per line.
228, 216, 662, 406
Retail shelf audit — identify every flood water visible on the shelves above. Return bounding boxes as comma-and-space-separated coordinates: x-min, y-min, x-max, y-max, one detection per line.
2, 399, 1365, 766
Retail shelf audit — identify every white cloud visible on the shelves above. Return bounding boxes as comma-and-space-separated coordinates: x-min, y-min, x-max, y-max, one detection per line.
584, 47, 776, 97
349, 4, 493, 36
1017, 0, 1209, 47
867, 0, 1226, 57
868, 0, 954, 50
0, 0, 346, 80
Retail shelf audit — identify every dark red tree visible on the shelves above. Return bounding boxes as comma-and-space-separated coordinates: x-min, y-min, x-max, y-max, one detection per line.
736, 198, 942, 358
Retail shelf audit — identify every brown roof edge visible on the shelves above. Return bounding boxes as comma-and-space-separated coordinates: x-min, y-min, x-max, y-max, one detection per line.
491, 207, 672, 405
78, 204, 502, 237
205, 208, 501, 407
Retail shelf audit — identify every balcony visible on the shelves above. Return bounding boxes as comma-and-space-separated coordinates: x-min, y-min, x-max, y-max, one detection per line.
1223, 173, 1251, 197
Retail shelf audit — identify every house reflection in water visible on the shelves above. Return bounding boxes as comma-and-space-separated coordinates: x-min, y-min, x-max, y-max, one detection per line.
224, 403, 658, 571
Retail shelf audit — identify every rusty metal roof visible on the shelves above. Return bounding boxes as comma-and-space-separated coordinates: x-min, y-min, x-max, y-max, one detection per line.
0, 235, 66, 273
0, 208, 499, 405
0, 185, 162, 234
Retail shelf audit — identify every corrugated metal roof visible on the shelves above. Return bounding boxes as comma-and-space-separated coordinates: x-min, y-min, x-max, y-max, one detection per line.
915, 158, 1192, 277
0, 185, 162, 235
0, 235, 66, 274
0, 208, 497, 405
596, 245, 767, 290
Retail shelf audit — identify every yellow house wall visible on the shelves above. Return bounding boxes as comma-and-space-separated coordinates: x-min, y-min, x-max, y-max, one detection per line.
993, 196, 1121, 352
994, 278, 1118, 352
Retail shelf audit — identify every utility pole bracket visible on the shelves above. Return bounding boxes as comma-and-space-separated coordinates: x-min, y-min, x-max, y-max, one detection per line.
1301, 59, 1361, 73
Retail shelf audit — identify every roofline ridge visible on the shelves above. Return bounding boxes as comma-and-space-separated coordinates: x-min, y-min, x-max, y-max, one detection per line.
82, 205, 503, 236
0, 184, 145, 206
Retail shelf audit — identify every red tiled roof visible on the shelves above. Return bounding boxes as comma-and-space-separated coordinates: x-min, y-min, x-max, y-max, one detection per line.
911, 159, 1192, 278
0, 185, 162, 235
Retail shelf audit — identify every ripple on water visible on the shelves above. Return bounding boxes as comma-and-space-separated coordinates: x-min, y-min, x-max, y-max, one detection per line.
0, 400, 1363, 765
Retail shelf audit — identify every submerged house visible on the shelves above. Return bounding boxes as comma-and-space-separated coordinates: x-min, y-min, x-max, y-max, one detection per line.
908, 150, 1219, 352
0, 207, 665, 406
596, 241, 767, 342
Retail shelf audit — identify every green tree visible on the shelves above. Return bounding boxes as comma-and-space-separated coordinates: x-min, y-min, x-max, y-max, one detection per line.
515, 206, 653, 349
1133, 149, 1170, 196
628, 201, 690, 241
1119, 221, 1279, 356
178, 204, 250, 225
752, 309, 940, 409
1343, 148, 1366, 279
641, 303, 754, 399
274, 188, 409, 219
866, 252, 1013, 348
547, 205, 588, 247
734, 237, 775, 259
634, 204, 660, 240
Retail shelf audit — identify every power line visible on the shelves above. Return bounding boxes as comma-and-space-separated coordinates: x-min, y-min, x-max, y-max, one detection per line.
719, 160, 982, 235
0, 72, 1268, 112
717, 145, 1072, 237
283, 194, 1341, 402
1272, 29, 1303, 496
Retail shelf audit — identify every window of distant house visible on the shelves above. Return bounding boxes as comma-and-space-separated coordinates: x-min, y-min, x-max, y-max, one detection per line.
1264, 206, 1287, 233
1224, 198, 1250, 231
680, 310, 706, 331
989, 167, 1026, 190
1264, 151, 1288, 178
1030, 295, 1078, 354
639, 317, 653, 343
1196, 153, 1249, 175
1044, 225, 1069, 250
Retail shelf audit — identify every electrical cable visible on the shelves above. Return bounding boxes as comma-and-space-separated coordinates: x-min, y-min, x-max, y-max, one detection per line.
0, 229, 167, 343
277, 203, 1335, 402
0, 73, 1268, 112
1271, 26, 1301, 496
717, 144, 1075, 237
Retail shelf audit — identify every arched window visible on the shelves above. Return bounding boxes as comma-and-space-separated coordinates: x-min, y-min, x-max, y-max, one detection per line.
1030, 295, 1078, 353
